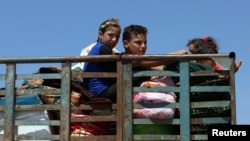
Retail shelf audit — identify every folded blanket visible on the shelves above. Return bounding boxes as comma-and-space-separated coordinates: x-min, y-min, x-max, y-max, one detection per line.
133, 76, 176, 119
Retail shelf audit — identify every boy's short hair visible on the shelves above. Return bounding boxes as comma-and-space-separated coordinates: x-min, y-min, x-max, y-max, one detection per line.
122, 25, 148, 41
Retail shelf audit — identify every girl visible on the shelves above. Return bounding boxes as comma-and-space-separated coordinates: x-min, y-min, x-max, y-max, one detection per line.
72, 18, 120, 70
83, 18, 121, 102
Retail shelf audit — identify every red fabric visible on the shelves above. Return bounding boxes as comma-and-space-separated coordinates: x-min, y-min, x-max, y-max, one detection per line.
70, 113, 111, 136
213, 62, 224, 71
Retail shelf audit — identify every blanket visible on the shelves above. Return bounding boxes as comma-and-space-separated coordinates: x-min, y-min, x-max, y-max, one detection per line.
133, 76, 176, 119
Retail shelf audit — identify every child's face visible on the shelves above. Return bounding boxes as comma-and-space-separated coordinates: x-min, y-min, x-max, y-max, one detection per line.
98, 26, 120, 48
123, 34, 147, 55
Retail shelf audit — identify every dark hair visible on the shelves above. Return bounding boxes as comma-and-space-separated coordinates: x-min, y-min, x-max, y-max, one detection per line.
191, 40, 215, 54
203, 36, 219, 53
122, 24, 148, 41
97, 18, 121, 41
187, 38, 201, 47
187, 36, 219, 54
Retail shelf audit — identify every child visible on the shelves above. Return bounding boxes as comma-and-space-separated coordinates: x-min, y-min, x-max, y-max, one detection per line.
72, 18, 121, 70
187, 36, 223, 70
82, 18, 121, 102
187, 36, 242, 72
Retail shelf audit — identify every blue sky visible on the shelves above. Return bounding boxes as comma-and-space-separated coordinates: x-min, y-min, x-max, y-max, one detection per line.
0, 1, 249, 124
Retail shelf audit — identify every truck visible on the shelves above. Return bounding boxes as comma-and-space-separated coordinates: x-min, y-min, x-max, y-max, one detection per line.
0, 53, 236, 141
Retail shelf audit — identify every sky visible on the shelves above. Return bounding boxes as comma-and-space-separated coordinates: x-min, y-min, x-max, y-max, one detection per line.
0, 1, 249, 124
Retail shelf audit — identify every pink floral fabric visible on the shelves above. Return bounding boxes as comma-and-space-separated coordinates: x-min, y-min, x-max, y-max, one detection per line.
133, 76, 176, 119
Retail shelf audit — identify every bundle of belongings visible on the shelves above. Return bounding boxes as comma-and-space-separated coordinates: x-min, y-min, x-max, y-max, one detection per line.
38, 67, 112, 106
133, 75, 177, 119
13, 67, 114, 137
0, 90, 51, 140
132, 75, 179, 135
